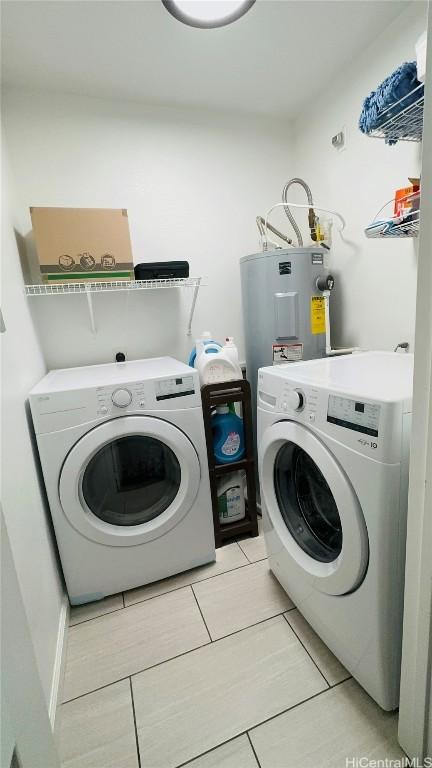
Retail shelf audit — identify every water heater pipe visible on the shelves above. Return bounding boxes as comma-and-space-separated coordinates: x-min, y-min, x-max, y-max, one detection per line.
282, 177, 315, 247
256, 216, 293, 250
323, 290, 359, 356
264, 202, 346, 244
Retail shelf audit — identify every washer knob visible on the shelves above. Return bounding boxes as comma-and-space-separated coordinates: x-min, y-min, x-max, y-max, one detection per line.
287, 390, 304, 411
112, 388, 132, 408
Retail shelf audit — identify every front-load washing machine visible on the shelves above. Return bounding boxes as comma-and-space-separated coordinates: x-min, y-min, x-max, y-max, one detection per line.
29, 357, 215, 605
257, 351, 413, 710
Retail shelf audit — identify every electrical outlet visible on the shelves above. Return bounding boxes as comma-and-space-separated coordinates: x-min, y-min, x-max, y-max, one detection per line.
332, 126, 347, 152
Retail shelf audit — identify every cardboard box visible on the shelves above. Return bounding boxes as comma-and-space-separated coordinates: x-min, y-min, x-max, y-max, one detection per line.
30, 207, 134, 283
394, 183, 420, 217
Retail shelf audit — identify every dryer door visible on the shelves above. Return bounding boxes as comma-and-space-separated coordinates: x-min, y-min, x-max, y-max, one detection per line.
59, 416, 201, 546
260, 420, 368, 595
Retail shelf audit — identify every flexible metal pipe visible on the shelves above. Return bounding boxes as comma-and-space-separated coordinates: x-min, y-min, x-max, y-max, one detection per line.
282, 177, 315, 247
256, 216, 293, 249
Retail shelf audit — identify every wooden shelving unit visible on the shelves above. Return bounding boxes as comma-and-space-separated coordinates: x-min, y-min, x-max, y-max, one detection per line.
201, 379, 259, 548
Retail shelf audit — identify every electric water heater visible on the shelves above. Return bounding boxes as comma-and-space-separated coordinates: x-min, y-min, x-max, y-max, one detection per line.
240, 246, 333, 441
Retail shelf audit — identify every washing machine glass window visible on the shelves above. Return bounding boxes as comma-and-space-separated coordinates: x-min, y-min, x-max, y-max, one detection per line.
274, 442, 342, 563
59, 416, 201, 547
82, 436, 181, 526
260, 420, 369, 595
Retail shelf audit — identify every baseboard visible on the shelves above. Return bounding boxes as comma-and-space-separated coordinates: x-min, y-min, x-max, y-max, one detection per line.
49, 593, 69, 730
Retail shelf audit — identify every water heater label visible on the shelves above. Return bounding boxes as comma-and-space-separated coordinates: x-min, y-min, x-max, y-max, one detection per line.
279, 261, 292, 275
311, 296, 326, 335
273, 343, 303, 364
311, 252, 324, 265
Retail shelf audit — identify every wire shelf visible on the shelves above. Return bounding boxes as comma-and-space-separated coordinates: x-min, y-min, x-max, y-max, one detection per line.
366, 213, 420, 239
24, 277, 203, 335
25, 277, 202, 295
367, 84, 424, 143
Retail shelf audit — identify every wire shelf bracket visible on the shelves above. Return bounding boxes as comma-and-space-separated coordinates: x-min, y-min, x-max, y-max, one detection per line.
25, 277, 203, 335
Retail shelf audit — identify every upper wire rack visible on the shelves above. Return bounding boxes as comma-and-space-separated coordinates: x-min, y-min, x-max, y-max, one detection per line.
367, 84, 424, 143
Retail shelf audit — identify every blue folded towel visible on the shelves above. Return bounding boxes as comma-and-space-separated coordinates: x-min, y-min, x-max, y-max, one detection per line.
359, 62, 423, 143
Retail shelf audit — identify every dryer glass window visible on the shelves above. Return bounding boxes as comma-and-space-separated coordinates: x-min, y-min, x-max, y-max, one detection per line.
274, 442, 342, 562
82, 436, 181, 526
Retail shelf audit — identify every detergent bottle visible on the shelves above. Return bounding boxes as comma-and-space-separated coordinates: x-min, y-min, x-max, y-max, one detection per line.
189, 331, 222, 368
197, 352, 242, 386
217, 471, 246, 524
222, 337, 240, 368
212, 405, 245, 464
196, 332, 242, 385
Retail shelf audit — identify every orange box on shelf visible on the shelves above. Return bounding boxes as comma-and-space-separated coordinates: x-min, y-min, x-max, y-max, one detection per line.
30, 207, 134, 284
394, 182, 420, 217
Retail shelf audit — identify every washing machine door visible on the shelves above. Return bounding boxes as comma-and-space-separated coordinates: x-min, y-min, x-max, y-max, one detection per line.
59, 416, 201, 546
260, 420, 369, 595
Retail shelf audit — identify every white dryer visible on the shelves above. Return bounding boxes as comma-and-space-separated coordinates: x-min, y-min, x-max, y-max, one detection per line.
30, 357, 215, 605
257, 352, 413, 710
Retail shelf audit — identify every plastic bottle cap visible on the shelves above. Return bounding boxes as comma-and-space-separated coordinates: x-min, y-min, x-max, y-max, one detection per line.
216, 405, 230, 414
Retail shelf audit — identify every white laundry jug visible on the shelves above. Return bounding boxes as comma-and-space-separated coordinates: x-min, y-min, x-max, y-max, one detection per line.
217, 471, 246, 525
222, 337, 240, 367
196, 349, 242, 385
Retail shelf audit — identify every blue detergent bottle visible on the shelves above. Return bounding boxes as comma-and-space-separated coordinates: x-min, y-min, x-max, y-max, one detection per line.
188, 331, 222, 368
212, 406, 245, 464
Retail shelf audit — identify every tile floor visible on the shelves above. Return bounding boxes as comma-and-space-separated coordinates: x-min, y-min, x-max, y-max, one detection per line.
59, 527, 407, 768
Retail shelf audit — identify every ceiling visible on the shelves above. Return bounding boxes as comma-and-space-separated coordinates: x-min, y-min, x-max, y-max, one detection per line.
1, 0, 412, 118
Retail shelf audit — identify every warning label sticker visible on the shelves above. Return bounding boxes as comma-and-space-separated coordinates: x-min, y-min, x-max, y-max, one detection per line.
272, 343, 303, 364
311, 296, 326, 335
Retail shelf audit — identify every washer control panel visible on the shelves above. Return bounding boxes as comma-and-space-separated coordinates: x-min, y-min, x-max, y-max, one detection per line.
277, 378, 313, 416
155, 375, 195, 401
327, 395, 380, 437
112, 388, 132, 408
257, 367, 404, 463
96, 383, 146, 415
285, 389, 305, 412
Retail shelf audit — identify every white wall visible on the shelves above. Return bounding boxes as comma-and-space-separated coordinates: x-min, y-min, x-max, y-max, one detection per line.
2, 0, 426, 364
1, 136, 66, 714
1, 90, 293, 369
1, 515, 60, 767
288, 2, 427, 352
